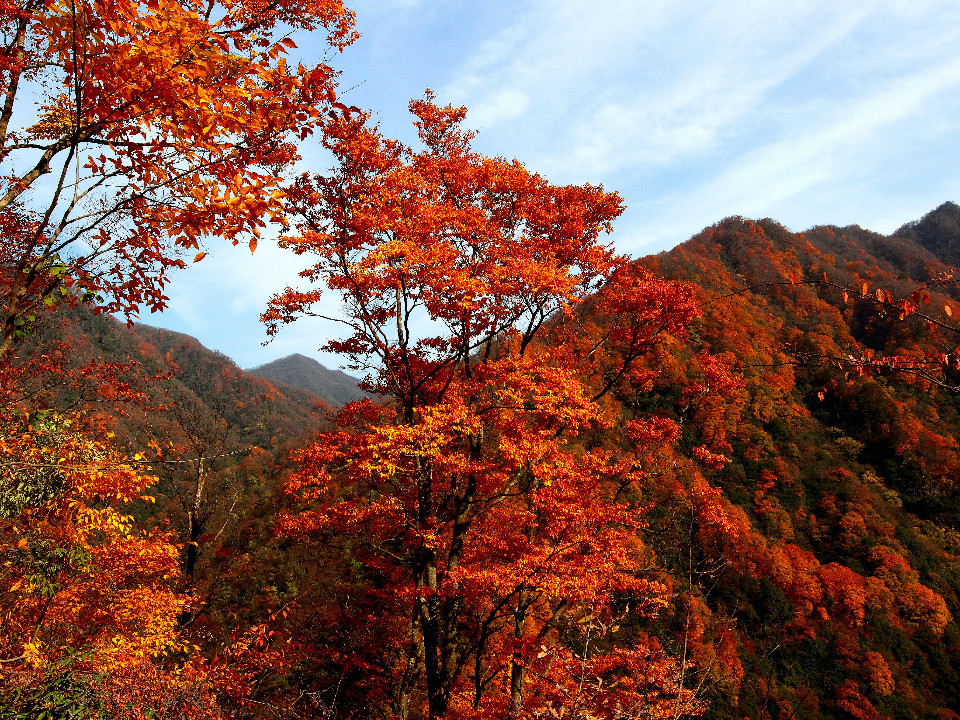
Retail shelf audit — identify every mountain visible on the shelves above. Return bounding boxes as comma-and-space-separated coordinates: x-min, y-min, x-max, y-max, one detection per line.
896, 201, 960, 267
246, 352, 367, 408
129, 325, 333, 442
13, 303, 333, 579
17, 306, 332, 447
625, 208, 960, 720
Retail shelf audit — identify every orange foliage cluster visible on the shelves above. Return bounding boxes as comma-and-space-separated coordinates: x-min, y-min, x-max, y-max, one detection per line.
1, 0, 357, 714
0, 0, 356, 352
0, 399, 223, 716
270, 96, 715, 719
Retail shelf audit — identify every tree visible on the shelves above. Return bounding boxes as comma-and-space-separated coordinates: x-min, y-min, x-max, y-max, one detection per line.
0, 2, 358, 708
0, 0, 357, 354
0, 408, 224, 718
267, 95, 706, 719
152, 386, 230, 583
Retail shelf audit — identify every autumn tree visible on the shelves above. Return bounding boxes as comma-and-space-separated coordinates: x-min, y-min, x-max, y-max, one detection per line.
0, 0, 357, 353
267, 95, 707, 719
0, 1, 359, 712
148, 386, 230, 582
0, 406, 228, 718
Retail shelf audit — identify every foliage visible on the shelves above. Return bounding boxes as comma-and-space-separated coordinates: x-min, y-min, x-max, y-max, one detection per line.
0, 0, 356, 353
269, 95, 711, 719
3, 0, 960, 713
640, 212, 960, 720
0, 402, 224, 717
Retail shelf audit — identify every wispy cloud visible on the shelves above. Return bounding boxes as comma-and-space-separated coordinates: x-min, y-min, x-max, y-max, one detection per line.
703, 57, 960, 213
152, 0, 960, 365
624, 48, 960, 250
444, 1, 952, 173
430, 0, 960, 254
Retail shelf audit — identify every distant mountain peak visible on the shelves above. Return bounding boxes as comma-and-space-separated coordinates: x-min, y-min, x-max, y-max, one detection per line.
247, 354, 366, 408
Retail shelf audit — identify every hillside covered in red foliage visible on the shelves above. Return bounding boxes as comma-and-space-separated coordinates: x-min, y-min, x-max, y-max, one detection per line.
629, 201, 960, 720
5, 193, 960, 718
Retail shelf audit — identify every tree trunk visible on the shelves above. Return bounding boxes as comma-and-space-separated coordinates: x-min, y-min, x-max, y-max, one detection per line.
184, 457, 206, 580
509, 589, 528, 718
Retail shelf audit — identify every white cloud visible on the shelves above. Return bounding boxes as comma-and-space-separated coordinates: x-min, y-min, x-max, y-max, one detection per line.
547, 4, 875, 176
441, 1, 897, 180
689, 55, 960, 220
614, 50, 960, 253
464, 87, 531, 128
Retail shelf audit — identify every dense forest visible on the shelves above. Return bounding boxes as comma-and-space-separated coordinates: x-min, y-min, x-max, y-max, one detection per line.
2, 0, 960, 717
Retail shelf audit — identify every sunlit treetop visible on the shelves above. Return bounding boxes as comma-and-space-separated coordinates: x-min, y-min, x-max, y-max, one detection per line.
264, 93, 626, 408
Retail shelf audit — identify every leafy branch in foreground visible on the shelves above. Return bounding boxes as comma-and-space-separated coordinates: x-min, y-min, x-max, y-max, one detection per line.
0, 0, 357, 354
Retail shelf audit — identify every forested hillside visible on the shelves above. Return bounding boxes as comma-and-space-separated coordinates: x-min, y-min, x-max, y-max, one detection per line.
632, 201, 960, 720
247, 353, 367, 408
1, 305, 336, 716
6, 200, 960, 719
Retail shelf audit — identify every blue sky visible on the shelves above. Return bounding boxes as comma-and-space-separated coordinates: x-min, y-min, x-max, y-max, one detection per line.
152, 0, 960, 370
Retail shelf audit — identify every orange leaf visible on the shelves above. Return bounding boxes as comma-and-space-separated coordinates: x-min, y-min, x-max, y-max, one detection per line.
249, 238, 258, 253
945, 303, 953, 317
193, 252, 206, 262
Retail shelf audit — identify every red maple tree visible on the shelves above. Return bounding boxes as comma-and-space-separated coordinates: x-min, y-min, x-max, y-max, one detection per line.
268, 94, 708, 719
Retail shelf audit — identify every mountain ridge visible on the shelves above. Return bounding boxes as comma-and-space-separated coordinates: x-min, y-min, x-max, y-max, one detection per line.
246, 352, 367, 408
629, 205, 960, 720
